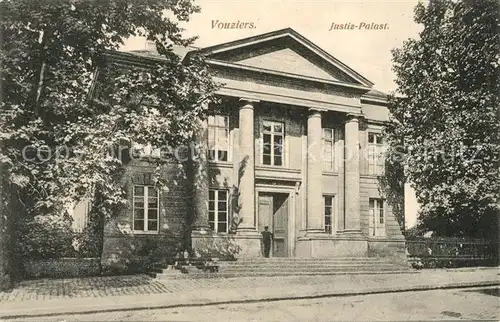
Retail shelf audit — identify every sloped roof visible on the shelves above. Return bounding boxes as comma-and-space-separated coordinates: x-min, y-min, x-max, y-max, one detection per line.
114, 29, 389, 105
127, 44, 198, 61
187, 28, 374, 88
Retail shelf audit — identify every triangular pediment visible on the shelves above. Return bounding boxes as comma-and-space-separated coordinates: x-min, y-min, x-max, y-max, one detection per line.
192, 28, 373, 87
237, 47, 339, 81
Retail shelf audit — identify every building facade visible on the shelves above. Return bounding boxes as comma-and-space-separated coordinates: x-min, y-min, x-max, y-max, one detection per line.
100, 28, 406, 272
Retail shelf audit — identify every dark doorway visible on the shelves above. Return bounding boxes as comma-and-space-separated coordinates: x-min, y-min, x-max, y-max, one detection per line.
258, 192, 289, 257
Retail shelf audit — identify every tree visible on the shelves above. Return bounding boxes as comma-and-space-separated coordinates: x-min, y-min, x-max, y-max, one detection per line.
387, 0, 500, 238
378, 126, 406, 234
0, 0, 219, 286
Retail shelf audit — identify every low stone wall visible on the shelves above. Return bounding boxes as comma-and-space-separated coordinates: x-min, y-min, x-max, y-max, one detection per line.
23, 258, 101, 278
101, 234, 181, 275
368, 238, 406, 258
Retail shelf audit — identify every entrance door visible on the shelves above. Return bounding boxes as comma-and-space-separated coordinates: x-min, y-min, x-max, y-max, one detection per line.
272, 194, 288, 257
258, 192, 289, 257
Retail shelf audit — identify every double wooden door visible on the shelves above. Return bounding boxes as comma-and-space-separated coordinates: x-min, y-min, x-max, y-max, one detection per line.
258, 192, 289, 257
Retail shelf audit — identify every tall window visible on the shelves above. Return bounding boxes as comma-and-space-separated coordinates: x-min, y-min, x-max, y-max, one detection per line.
322, 128, 335, 171
263, 120, 284, 166
369, 198, 385, 237
368, 132, 385, 175
208, 115, 229, 162
133, 185, 159, 232
323, 195, 334, 234
209, 189, 228, 233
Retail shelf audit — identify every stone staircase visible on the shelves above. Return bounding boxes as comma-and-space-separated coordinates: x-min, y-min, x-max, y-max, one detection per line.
152, 257, 415, 280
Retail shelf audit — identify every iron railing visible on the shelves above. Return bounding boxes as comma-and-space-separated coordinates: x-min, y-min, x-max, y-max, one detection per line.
406, 237, 499, 268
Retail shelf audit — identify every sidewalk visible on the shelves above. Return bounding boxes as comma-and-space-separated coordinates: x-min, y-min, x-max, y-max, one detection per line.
1, 268, 498, 319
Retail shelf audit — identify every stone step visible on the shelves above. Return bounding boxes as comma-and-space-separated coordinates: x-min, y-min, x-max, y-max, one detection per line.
220, 262, 409, 269
221, 261, 408, 266
215, 265, 409, 271
225, 257, 398, 260
230, 257, 392, 261
155, 270, 417, 280
158, 264, 412, 275
152, 257, 412, 280
220, 261, 409, 267
220, 264, 409, 269
162, 264, 408, 273
220, 267, 407, 274
224, 259, 396, 263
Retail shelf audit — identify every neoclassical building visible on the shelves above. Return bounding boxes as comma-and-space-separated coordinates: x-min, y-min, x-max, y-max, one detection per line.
100, 28, 405, 272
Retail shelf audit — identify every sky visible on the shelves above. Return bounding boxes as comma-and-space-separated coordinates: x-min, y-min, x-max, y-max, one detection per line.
122, 0, 423, 228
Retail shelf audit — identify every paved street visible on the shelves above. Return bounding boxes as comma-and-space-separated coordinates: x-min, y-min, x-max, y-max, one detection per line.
1, 268, 497, 304
15, 286, 499, 321
1, 268, 498, 319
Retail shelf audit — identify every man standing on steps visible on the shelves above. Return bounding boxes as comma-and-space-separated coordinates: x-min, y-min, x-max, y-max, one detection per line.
261, 226, 273, 258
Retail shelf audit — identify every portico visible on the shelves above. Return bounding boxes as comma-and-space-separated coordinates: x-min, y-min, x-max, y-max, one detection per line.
186, 28, 405, 259
189, 98, 371, 258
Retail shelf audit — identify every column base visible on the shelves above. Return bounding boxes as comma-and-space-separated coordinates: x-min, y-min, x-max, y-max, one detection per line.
191, 229, 211, 255
233, 232, 262, 258
191, 227, 210, 235
340, 229, 364, 237
236, 227, 258, 235
305, 229, 327, 238
296, 235, 368, 258
191, 231, 263, 259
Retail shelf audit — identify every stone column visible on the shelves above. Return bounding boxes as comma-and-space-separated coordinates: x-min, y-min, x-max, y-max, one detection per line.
337, 128, 345, 233
306, 109, 323, 234
192, 119, 210, 232
237, 99, 256, 232
344, 114, 361, 232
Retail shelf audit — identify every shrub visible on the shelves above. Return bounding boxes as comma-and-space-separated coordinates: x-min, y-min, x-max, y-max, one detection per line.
18, 214, 76, 259
193, 235, 241, 261
74, 225, 102, 258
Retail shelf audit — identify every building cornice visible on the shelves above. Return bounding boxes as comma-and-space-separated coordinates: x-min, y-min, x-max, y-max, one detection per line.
214, 82, 361, 114
361, 95, 388, 105
207, 59, 373, 92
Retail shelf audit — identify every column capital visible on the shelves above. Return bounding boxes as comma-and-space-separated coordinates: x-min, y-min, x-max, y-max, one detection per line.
239, 98, 259, 109
345, 113, 363, 122
308, 108, 323, 118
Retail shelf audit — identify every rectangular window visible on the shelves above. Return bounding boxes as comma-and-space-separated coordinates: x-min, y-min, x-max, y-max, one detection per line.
369, 198, 385, 237
133, 185, 159, 232
323, 195, 334, 234
209, 189, 229, 233
322, 128, 335, 171
262, 120, 284, 166
208, 115, 229, 162
367, 132, 385, 175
